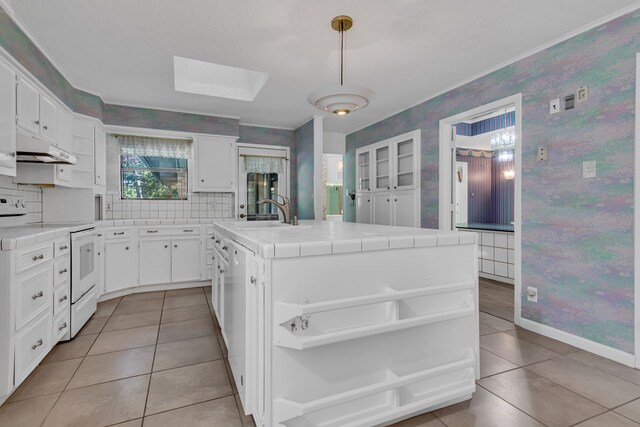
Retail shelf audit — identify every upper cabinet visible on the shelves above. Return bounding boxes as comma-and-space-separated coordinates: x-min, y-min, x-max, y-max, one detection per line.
192, 135, 237, 192
16, 77, 59, 145
94, 125, 106, 189
0, 60, 16, 177
355, 130, 421, 227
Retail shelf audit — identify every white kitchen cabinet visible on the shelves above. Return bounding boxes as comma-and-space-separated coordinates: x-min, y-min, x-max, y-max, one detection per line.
394, 190, 418, 227
172, 237, 202, 282
139, 239, 172, 285
16, 76, 39, 135
355, 193, 371, 224
94, 125, 106, 188
355, 130, 420, 227
104, 239, 138, 293
0, 60, 16, 177
193, 136, 236, 192
96, 232, 105, 296
372, 192, 392, 226
39, 94, 58, 144
57, 109, 72, 150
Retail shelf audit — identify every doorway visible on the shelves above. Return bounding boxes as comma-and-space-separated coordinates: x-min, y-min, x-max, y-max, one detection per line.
439, 94, 522, 324
323, 154, 344, 221
237, 145, 290, 221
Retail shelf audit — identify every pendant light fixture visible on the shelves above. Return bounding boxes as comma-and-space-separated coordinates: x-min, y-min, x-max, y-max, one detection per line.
308, 15, 372, 116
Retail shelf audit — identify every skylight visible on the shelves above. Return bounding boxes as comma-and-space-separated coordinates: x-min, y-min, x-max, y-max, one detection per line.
173, 56, 268, 102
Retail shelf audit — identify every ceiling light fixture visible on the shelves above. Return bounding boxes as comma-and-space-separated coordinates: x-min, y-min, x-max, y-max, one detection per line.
308, 16, 372, 116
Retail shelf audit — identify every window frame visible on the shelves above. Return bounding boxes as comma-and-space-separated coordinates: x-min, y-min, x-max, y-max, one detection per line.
120, 156, 190, 201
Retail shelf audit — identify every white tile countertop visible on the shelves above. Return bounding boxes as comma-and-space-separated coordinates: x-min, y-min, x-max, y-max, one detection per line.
213, 220, 477, 259
0, 225, 73, 250
95, 218, 235, 227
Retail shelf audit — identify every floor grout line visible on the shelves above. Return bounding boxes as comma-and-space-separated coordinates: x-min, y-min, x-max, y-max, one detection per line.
141, 291, 165, 421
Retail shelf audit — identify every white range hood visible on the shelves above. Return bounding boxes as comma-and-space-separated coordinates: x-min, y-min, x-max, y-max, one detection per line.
16, 128, 77, 165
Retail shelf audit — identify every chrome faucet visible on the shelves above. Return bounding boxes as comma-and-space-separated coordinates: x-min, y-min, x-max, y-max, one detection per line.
257, 194, 291, 224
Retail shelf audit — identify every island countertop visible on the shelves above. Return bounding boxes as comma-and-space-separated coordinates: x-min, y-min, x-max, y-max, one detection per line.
212, 220, 476, 259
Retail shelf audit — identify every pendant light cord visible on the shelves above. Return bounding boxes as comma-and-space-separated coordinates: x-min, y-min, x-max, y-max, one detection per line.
340, 20, 344, 86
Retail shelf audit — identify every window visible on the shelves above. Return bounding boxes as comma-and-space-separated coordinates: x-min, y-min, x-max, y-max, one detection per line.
118, 135, 191, 200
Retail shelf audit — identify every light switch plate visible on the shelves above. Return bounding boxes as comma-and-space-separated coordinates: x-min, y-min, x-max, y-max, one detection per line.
550, 98, 560, 114
577, 86, 588, 102
537, 146, 547, 161
527, 287, 538, 303
583, 160, 596, 178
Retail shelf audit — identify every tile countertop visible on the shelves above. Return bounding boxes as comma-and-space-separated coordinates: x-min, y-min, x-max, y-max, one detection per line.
213, 220, 477, 259
0, 225, 72, 250
95, 218, 235, 228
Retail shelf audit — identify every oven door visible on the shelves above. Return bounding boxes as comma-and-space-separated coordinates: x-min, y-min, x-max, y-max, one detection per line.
71, 230, 98, 303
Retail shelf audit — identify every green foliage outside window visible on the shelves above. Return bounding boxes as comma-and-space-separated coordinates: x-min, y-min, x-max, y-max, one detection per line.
121, 154, 188, 200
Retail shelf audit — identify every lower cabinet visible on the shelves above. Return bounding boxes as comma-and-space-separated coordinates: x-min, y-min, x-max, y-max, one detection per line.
368, 190, 418, 227
139, 239, 172, 285
171, 237, 202, 282
104, 239, 138, 293
394, 190, 419, 227
356, 194, 371, 224
372, 192, 392, 226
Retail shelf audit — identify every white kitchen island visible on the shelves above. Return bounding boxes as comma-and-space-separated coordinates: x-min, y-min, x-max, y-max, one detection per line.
211, 220, 478, 427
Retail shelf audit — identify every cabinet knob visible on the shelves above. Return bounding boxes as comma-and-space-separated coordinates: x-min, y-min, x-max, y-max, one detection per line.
164, 245, 168, 248
125, 246, 130, 250
240, 214, 245, 218
34, 120, 40, 125
32, 291, 44, 300
387, 186, 390, 190
174, 244, 178, 248
201, 179, 204, 182
9, 152, 15, 157
43, 125, 48, 130
60, 168, 64, 173
58, 322, 68, 331
59, 295, 68, 302
387, 199, 390, 202
239, 204, 245, 209
394, 186, 397, 189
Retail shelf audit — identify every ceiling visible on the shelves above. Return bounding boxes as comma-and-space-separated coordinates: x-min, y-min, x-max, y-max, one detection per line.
4, 0, 640, 134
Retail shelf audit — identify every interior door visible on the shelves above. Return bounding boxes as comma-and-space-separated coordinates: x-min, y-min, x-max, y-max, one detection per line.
455, 162, 468, 226
237, 146, 289, 221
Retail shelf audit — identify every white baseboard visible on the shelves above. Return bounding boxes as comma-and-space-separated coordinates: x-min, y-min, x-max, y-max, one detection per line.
519, 318, 635, 367
98, 280, 209, 302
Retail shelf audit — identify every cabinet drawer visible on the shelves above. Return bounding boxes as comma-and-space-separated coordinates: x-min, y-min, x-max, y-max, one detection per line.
53, 284, 70, 316
139, 226, 201, 236
16, 267, 52, 331
53, 311, 70, 344
105, 228, 133, 239
53, 238, 70, 258
15, 313, 51, 384
54, 259, 69, 286
15, 243, 53, 274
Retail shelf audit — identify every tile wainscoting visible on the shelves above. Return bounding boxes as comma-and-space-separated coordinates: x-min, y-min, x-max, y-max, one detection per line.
0, 175, 43, 225
104, 193, 234, 220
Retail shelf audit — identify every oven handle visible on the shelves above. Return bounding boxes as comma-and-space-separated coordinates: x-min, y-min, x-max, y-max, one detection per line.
71, 231, 98, 242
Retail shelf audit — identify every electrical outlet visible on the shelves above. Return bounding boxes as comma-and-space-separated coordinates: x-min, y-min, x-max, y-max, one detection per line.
527, 286, 538, 303
577, 86, 588, 102
537, 146, 547, 161
106, 203, 112, 211
550, 98, 560, 114
583, 160, 596, 178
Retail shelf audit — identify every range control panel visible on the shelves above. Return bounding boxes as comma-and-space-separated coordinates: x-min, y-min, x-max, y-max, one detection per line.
0, 195, 26, 217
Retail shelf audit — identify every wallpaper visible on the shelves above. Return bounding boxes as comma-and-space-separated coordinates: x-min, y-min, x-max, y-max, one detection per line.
295, 119, 314, 220
237, 125, 298, 216
346, 10, 640, 353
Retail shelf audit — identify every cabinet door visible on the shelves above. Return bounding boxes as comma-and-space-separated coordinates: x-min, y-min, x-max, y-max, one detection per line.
356, 194, 371, 224
172, 237, 202, 282
105, 240, 138, 293
0, 60, 16, 176
194, 136, 235, 191
373, 143, 391, 191
372, 192, 393, 226
393, 137, 416, 190
39, 94, 58, 144
16, 77, 40, 134
94, 125, 106, 186
139, 239, 172, 285
57, 109, 72, 151
393, 191, 418, 227
56, 165, 71, 183
356, 149, 371, 192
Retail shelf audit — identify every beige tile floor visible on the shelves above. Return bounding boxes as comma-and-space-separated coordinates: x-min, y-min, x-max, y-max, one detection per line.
2, 287, 640, 426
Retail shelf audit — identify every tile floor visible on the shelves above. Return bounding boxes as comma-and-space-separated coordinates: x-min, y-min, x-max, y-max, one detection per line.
1, 287, 640, 426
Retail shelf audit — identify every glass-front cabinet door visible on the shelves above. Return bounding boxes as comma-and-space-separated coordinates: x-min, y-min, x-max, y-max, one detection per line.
393, 138, 415, 190
373, 143, 391, 191
356, 149, 371, 192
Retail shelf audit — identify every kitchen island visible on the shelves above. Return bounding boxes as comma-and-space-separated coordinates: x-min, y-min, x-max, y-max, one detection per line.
211, 220, 478, 427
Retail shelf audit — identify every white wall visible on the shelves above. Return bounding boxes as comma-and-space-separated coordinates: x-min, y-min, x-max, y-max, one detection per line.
323, 131, 346, 154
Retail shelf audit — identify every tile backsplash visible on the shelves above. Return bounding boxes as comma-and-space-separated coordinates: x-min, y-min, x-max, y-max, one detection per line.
104, 192, 234, 220
0, 175, 43, 225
